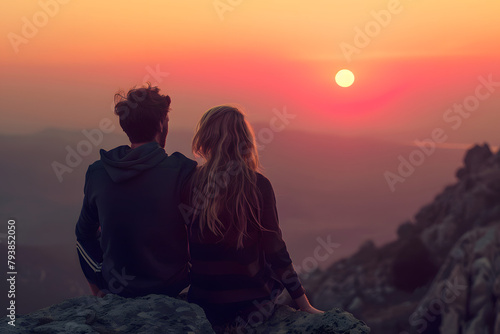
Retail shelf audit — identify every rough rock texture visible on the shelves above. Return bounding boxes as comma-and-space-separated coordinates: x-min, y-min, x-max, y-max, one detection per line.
411, 225, 500, 334
252, 306, 370, 334
303, 143, 500, 334
0, 293, 370, 334
2, 294, 213, 334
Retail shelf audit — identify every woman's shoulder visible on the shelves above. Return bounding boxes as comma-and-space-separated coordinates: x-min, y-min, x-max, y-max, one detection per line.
255, 172, 274, 191
255, 171, 268, 182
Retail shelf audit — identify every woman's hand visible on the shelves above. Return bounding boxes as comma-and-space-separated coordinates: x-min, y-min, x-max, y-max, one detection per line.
294, 294, 325, 314
301, 305, 324, 314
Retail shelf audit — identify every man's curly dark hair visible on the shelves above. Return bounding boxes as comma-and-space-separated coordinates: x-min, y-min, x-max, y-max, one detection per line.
114, 83, 171, 143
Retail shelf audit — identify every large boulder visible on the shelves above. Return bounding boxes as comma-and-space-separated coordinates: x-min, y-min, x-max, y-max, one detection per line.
0, 293, 370, 333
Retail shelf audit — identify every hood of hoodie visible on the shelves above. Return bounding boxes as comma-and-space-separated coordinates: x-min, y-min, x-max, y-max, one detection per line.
99, 142, 167, 182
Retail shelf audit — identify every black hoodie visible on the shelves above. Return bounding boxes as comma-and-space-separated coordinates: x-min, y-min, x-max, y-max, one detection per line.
75, 142, 197, 297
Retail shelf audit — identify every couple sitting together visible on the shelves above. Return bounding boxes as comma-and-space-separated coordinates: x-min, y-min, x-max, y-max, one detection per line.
75, 84, 322, 332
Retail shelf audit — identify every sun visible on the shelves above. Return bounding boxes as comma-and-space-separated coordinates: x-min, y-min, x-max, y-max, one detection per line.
335, 69, 355, 88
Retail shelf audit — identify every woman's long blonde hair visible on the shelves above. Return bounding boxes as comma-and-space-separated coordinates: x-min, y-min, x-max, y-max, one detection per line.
190, 105, 264, 249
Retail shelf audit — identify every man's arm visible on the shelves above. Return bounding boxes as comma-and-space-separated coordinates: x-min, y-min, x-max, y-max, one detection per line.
75, 168, 103, 287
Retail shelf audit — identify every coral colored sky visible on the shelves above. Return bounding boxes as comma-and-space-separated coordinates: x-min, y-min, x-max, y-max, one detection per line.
1, 0, 500, 146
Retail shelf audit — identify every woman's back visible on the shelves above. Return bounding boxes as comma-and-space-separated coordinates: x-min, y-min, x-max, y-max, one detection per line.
185, 105, 321, 332
186, 172, 305, 328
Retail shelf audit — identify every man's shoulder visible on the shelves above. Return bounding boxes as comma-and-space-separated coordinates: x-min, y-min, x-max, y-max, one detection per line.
168, 151, 196, 163
163, 152, 197, 169
82, 160, 105, 180
88, 160, 105, 172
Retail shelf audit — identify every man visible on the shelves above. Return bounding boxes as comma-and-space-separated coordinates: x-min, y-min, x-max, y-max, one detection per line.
75, 84, 197, 297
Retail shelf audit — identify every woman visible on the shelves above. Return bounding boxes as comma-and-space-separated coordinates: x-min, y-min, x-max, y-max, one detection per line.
184, 105, 322, 332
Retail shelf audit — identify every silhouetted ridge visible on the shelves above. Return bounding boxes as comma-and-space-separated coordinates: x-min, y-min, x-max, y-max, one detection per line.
303, 143, 500, 334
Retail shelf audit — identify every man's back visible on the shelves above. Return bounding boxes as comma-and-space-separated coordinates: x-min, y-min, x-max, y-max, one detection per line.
76, 142, 196, 297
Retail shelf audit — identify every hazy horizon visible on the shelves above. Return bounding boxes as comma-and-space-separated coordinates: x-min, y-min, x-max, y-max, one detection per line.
0, 125, 478, 263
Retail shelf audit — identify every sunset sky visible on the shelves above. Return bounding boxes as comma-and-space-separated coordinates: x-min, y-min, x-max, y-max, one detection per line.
1, 0, 500, 147
4, 2, 500, 317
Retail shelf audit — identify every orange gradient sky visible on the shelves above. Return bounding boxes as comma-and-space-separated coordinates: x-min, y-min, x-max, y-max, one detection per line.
1, 0, 500, 145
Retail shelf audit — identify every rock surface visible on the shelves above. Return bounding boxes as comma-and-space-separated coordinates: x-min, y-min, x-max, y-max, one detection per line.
412, 225, 500, 334
303, 143, 500, 334
0, 293, 370, 334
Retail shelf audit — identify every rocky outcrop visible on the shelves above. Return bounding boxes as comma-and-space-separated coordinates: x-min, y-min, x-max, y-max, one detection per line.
0, 293, 370, 334
252, 305, 370, 334
303, 143, 500, 334
410, 225, 500, 334
2, 294, 213, 334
